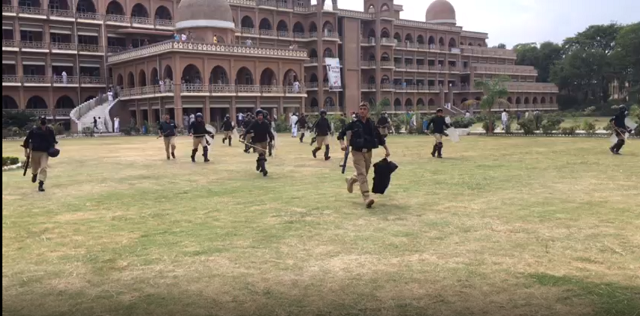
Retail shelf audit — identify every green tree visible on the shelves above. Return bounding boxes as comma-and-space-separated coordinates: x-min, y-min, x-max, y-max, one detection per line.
2, 110, 36, 129
497, 43, 507, 49
514, 41, 562, 83
474, 76, 511, 133
612, 22, 640, 102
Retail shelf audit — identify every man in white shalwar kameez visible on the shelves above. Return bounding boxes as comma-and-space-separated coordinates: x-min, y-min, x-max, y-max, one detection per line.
290, 113, 299, 137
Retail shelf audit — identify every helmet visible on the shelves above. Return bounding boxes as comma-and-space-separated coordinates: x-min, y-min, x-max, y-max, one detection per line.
382, 111, 387, 115
255, 109, 264, 117
48, 147, 60, 158
320, 109, 327, 116
225, 114, 230, 119
619, 105, 627, 113
195, 113, 204, 119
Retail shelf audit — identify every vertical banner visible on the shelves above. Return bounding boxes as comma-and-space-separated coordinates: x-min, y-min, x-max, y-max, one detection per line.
325, 58, 342, 91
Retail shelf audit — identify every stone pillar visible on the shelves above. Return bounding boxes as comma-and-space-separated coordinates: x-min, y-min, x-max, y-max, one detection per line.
439, 88, 445, 108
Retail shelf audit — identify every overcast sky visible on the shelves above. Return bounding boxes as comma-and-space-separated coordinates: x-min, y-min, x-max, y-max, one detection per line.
336, 0, 639, 48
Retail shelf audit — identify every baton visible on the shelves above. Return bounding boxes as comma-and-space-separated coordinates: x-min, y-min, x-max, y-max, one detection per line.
20, 144, 30, 177
340, 131, 351, 174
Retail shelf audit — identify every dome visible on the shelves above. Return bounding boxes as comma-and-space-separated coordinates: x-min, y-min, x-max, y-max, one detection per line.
175, 0, 235, 30
425, 0, 456, 25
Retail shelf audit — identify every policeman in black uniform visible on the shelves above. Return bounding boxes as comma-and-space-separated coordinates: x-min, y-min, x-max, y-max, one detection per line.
609, 106, 634, 155
23, 116, 58, 192
241, 109, 275, 177
425, 108, 451, 158
188, 113, 213, 163
221, 115, 234, 146
311, 109, 332, 160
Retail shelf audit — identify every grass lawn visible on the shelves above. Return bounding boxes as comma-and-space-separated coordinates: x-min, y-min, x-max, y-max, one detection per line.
471, 116, 613, 131
2, 135, 639, 316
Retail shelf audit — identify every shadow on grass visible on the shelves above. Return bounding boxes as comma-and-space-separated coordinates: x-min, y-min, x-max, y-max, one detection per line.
528, 272, 640, 316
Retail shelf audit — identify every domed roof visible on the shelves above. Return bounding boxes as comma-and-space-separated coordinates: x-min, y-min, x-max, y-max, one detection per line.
425, 0, 456, 25
175, 0, 235, 30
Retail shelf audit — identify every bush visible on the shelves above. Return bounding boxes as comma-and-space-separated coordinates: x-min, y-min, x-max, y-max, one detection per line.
540, 114, 564, 134
2, 127, 25, 138
2, 110, 36, 129
581, 120, 596, 134
50, 123, 66, 136
481, 114, 497, 134
82, 127, 95, 137
560, 125, 579, 135
517, 117, 536, 135
3, 156, 20, 167
533, 112, 544, 130
451, 117, 475, 129
275, 120, 290, 133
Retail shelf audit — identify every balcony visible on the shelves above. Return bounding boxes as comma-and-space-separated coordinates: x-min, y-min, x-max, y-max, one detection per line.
240, 27, 257, 35
380, 37, 396, 46
155, 19, 173, 28
131, 16, 153, 26
461, 47, 517, 59
306, 82, 318, 90
55, 109, 72, 117
304, 58, 318, 65
361, 83, 375, 91
380, 60, 394, 68
2, 39, 19, 49
18, 6, 47, 16
78, 44, 104, 53
361, 60, 376, 68
277, 31, 291, 38
361, 37, 376, 46
76, 11, 102, 21
381, 83, 394, 90
21, 41, 48, 50
105, 14, 130, 24
80, 76, 105, 86
119, 84, 307, 99
49, 9, 74, 19
259, 29, 276, 37
23, 75, 50, 85
2, 75, 20, 85
505, 82, 558, 93
323, 31, 340, 40
53, 76, 78, 85
472, 64, 538, 76
50, 42, 77, 52
3, 5, 16, 14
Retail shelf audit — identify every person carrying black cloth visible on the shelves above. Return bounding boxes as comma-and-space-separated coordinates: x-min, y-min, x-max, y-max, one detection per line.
188, 113, 213, 163
23, 116, 58, 192
376, 111, 391, 138
241, 109, 275, 177
221, 115, 235, 147
425, 108, 451, 158
609, 105, 634, 155
298, 113, 308, 143
158, 114, 177, 160
338, 102, 391, 208
311, 109, 332, 160
242, 114, 254, 154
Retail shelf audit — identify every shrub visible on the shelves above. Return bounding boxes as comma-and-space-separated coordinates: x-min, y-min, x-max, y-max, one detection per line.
517, 117, 536, 135
275, 120, 290, 133
581, 120, 596, 134
533, 112, 544, 130
2, 110, 36, 129
481, 114, 497, 134
50, 123, 66, 136
451, 117, 475, 129
3, 156, 20, 167
82, 127, 95, 137
560, 125, 579, 135
2, 127, 25, 138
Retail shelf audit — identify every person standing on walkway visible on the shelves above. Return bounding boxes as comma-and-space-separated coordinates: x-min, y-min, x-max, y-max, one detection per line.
338, 102, 391, 208
159, 114, 178, 160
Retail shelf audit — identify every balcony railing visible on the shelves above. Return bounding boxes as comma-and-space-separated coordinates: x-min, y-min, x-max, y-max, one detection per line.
2, 39, 18, 48
21, 41, 48, 49
2, 75, 20, 84
261, 85, 284, 94
51, 42, 77, 51
361, 37, 376, 45
259, 29, 275, 37
361, 60, 376, 68
53, 76, 78, 85
381, 83, 394, 90
55, 109, 72, 116
306, 82, 318, 89
105, 14, 130, 23
380, 60, 394, 67
78, 44, 103, 53
505, 82, 558, 93
323, 31, 339, 39
80, 76, 105, 85
131, 16, 153, 25
118, 84, 306, 98
361, 83, 375, 90
237, 85, 261, 94
308, 32, 318, 38
380, 37, 396, 45
337, 9, 375, 19
23, 75, 50, 84
155, 19, 173, 27
18, 6, 46, 15
49, 9, 74, 18
472, 64, 538, 75
76, 11, 102, 20
3, 5, 16, 13
461, 47, 517, 58
257, 0, 277, 6
241, 27, 256, 35
107, 46, 126, 53
305, 57, 318, 65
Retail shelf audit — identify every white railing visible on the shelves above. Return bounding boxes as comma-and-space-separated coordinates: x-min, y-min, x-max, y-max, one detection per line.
53, 76, 78, 84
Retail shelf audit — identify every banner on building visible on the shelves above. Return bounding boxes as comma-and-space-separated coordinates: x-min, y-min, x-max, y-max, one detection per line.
325, 58, 342, 91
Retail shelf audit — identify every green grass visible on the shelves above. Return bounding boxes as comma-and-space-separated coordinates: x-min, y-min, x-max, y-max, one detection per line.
2, 135, 640, 316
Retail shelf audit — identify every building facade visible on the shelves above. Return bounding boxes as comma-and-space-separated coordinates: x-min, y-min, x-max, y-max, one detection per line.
2, 0, 558, 130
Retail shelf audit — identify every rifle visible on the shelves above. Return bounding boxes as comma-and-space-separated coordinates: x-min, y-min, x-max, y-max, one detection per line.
21, 144, 30, 177
340, 131, 351, 174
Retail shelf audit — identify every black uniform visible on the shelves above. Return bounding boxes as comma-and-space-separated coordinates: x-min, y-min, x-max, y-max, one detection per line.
241, 119, 275, 176
426, 116, 451, 158
242, 118, 254, 153
222, 118, 234, 146
188, 120, 213, 162
338, 118, 386, 152
23, 124, 58, 191
159, 120, 177, 137
311, 116, 333, 160
298, 116, 308, 143
609, 109, 632, 154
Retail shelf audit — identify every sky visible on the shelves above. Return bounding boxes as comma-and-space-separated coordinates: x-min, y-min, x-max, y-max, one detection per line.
336, 0, 639, 48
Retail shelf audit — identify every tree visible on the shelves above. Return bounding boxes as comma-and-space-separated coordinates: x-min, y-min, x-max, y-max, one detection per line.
497, 43, 506, 49
514, 41, 562, 83
2, 110, 36, 129
473, 76, 511, 133
612, 22, 640, 102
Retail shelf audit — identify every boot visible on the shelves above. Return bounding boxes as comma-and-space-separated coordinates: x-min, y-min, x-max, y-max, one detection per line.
261, 157, 268, 177
310, 137, 316, 146
38, 180, 45, 192
228, 136, 232, 147
312, 147, 320, 158
203, 147, 210, 162
346, 177, 356, 194
365, 198, 375, 209
615, 139, 625, 154
244, 144, 250, 154
431, 144, 437, 158
191, 149, 197, 162
299, 133, 304, 143
171, 151, 176, 159
268, 143, 273, 157
437, 144, 443, 159
324, 145, 331, 161
222, 137, 226, 144
31, 173, 38, 183
256, 157, 261, 172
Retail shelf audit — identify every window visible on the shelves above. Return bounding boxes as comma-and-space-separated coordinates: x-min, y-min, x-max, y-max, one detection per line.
78, 2, 87, 12
28, 67, 37, 75
51, 34, 61, 42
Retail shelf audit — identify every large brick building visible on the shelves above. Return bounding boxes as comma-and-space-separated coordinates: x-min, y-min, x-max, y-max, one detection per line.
2, 0, 558, 130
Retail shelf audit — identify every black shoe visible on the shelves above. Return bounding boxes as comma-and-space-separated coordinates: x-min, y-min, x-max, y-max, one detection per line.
222, 137, 226, 144
325, 156, 331, 161
256, 163, 261, 172
610, 146, 616, 154
31, 174, 37, 183
167, 155, 171, 160
312, 149, 318, 158
171, 152, 176, 159
262, 169, 268, 177
38, 181, 45, 192
437, 155, 443, 159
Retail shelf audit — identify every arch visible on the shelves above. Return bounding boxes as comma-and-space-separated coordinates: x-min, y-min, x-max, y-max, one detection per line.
138, 69, 147, 86
2, 95, 19, 109
381, 28, 390, 38
380, 75, 390, 84
394, 98, 402, 107
26, 96, 48, 109
322, 21, 334, 32
468, 43, 473, 46
477, 43, 482, 47
276, 20, 288, 32
283, 69, 298, 86
324, 96, 335, 108
309, 21, 317, 33
292, 21, 304, 34
367, 4, 375, 13
448, 37, 457, 48
380, 3, 390, 11
241, 16, 254, 28
236, 67, 254, 85
380, 52, 390, 61
515, 97, 522, 105
405, 98, 413, 107
55, 95, 75, 109
460, 41, 465, 46
154, 5, 172, 20
163, 65, 173, 80
550, 97, 554, 104
404, 33, 413, 43
259, 18, 272, 30
323, 47, 334, 58
532, 97, 538, 104
540, 97, 546, 104
260, 68, 277, 86
209, 65, 229, 84
48, 0, 69, 10
309, 73, 319, 83
367, 29, 376, 39
106, 0, 125, 15
367, 52, 375, 61
76, 0, 96, 13
428, 98, 435, 106
309, 48, 318, 58
310, 97, 319, 108
150, 67, 159, 84
381, 97, 390, 106
393, 32, 402, 43
507, 97, 513, 104
417, 35, 425, 44
428, 36, 435, 45
181, 64, 202, 83
131, 3, 148, 17
417, 98, 425, 106
438, 37, 445, 46
524, 97, 530, 104
127, 72, 135, 88
116, 73, 123, 86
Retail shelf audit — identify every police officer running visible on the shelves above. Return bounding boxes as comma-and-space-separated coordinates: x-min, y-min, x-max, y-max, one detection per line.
338, 102, 391, 208
609, 105, 634, 155
158, 114, 177, 160
221, 115, 235, 147
23, 116, 58, 192
241, 109, 275, 177
188, 113, 213, 163
311, 109, 332, 160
